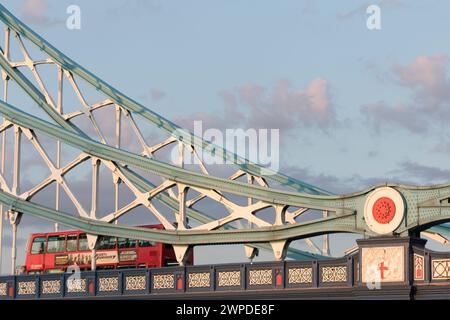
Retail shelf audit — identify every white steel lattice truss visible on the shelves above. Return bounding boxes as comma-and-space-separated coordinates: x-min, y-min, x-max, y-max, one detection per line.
0, 8, 333, 274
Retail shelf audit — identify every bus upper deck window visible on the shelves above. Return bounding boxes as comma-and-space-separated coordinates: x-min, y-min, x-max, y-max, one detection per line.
31, 236, 46, 254
78, 234, 89, 251
96, 236, 117, 250
118, 237, 137, 249
47, 235, 66, 253
67, 234, 77, 252
138, 240, 156, 247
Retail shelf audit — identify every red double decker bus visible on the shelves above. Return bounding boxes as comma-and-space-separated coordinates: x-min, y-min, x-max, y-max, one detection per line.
24, 224, 193, 274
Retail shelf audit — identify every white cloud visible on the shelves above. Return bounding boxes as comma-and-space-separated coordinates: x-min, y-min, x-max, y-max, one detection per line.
173, 78, 337, 134
362, 54, 450, 134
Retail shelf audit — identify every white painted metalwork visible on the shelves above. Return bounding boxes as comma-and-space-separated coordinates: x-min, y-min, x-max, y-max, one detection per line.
0, 8, 343, 273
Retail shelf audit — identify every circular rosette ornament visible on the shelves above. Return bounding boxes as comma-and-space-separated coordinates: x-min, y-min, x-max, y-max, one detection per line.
364, 187, 405, 235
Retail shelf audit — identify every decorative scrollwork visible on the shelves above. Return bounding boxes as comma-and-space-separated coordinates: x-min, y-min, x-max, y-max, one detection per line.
0, 283, 7, 296
288, 267, 312, 284
249, 269, 272, 285
321, 266, 347, 283
218, 271, 241, 287
17, 281, 36, 295
432, 259, 450, 280
414, 254, 424, 281
42, 280, 61, 294
66, 278, 87, 293
153, 274, 174, 289
98, 277, 119, 292
125, 275, 146, 291
188, 272, 210, 288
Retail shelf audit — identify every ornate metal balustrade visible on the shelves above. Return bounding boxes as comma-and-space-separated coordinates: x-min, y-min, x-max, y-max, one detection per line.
1, 237, 450, 300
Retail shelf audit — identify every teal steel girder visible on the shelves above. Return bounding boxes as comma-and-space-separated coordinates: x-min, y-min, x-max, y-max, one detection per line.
0, 189, 357, 245
0, 4, 449, 251
0, 4, 332, 197
3, 100, 450, 238
0, 100, 352, 212
0, 6, 331, 259
0, 47, 307, 258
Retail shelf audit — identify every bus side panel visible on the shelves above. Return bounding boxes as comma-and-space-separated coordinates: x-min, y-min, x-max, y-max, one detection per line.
137, 243, 162, 268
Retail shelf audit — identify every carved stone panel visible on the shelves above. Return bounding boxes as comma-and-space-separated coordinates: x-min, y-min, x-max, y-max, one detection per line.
432, 259, 450, 280
361, 246, 404, 283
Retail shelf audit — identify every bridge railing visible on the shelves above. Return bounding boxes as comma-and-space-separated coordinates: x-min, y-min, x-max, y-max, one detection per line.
0, 258, 354, 299
2, 247, 449, 299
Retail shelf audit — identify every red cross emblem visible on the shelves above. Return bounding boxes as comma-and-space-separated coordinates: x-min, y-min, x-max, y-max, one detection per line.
377, 262, 389, 280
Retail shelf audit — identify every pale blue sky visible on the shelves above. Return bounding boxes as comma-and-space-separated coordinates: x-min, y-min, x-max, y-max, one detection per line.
1, 0, 450, 272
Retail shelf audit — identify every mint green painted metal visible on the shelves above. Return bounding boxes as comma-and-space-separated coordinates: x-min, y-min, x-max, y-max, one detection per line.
0, 22, 322, 260
0, 5, 329, 194
0, 48, 226, 227
0, 50, 84, 137
369, 183, 450, 235
2, 100, 342, 257
115, 166, 323, 259
0, 52, 304, 258
0, 4, 332, 196
1, 4, 450, 252
0, 101, 352, 212
0, 4, 335, 258
4, 100, 450, 242
0, 189, 356, 245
